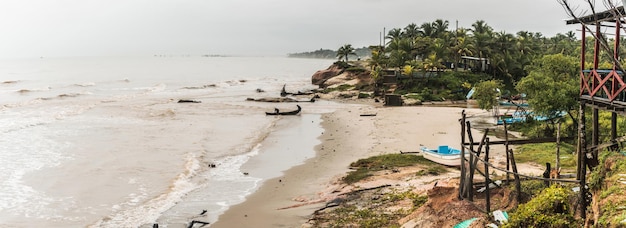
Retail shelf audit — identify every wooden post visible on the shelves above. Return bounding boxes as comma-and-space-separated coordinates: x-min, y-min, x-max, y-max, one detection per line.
556, 121, 561, 171
485, 137, 491, 213
593, 108, 599, 152
503, 117, 511, 184
466, 121, 475, 152
612, 112, 617, 143
578, 101, 587, 219
508, 148, 522, 203
466, 121, 474, 201
460, 111, 467, 200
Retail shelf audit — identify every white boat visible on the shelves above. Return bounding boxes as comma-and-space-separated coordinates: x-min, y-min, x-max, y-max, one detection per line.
420, 145, 462, 167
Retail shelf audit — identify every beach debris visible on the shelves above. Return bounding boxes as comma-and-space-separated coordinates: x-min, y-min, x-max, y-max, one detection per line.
200, 209, 207, 215
208, 163, 216, 168
177, 99, 201, 103
243, 172, 249, 175
492, 210, 509, 224
339, 184, 391, 196
153, 224, 158, 228
187, 220, 210, 228
477, 180, 502, 193
247, 97, 315, 103
359, 113, 377, 117
313, 198, 345, 214
256, 88, 265, 93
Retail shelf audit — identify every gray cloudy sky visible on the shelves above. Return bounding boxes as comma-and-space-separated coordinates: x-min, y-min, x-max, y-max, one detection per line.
0, 0, 590, 58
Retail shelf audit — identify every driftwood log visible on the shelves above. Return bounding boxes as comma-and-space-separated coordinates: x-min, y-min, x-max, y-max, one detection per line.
178, 99, 201, 103
246, 97, 316, 103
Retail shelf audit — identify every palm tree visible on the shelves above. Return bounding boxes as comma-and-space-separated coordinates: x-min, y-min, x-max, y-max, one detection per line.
452, 36, 474, 70
403, 23, 421, 39
336, 44, 356, 62
385, 28, 403, 43
387, 38, 413, 69
367, 48, 388, 70
471, 20, 493, 35
432, 19, 450, 38
470, 20, 495, 70
419, 22, 435, 38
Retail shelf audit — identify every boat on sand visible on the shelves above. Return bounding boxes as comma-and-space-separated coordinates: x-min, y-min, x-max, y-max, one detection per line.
266, 105, 301, 116
420, 145, 462, 167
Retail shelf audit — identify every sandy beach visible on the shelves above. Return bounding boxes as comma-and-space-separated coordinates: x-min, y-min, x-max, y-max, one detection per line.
212, 103, 494, 227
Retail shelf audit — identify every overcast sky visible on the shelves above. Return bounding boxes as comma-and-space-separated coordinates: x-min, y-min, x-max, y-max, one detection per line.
0, 0, 605, 58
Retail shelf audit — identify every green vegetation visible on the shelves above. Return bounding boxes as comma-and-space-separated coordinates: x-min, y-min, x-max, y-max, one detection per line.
337, 44, 357, 62
504, 185, 581, 228
518, 180, 548, 197
516, 54, 579, 124
473, 80, 503, 111
343, 154, 433, 184
416, 166, 448, 176
587, 151, 626, 226
515, 142, 577, 170
320, 205, 402, 228
322, 84, 354, 93
315, 189, 428, 228
289, 47, 371, 59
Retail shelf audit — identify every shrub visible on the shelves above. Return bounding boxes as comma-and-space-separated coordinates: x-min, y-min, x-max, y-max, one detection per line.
343, 154, 431, 184
504, 185, 580, 227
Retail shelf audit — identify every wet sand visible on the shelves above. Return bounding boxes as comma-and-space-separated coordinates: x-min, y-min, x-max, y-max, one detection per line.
212, 105, 488, 227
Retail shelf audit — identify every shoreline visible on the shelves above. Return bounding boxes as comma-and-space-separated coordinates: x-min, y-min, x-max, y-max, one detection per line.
211, 103, 379, 227
212, 102, 495, 227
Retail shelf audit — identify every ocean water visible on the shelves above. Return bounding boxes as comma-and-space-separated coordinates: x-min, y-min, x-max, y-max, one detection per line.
0, 56, 336, 227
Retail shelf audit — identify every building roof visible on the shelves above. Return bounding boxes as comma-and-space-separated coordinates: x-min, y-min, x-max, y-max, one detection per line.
566, 6, 626, 25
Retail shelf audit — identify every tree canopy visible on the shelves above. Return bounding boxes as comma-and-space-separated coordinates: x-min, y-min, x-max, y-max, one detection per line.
516, 54, 579, 121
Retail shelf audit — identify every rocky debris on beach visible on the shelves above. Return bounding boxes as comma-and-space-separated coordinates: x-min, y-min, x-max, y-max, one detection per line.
311, 63, 372, 88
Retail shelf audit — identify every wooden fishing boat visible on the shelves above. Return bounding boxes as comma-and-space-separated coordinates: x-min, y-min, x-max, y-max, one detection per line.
420, 145, 462, 167
266, 105, 301, 115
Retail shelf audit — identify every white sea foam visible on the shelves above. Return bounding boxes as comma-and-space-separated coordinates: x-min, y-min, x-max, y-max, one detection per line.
0, 130, 72, 222
89, 153, 202, 227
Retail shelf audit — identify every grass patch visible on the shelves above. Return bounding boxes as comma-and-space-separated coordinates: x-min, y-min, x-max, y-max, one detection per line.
323, 84, 354, 93
416, 166, 448, 176
404, 93, 422, 100
515, 142, 576, 170
320, 206, 403, 228
343, 154, 432, 184
384, 190, 428, 209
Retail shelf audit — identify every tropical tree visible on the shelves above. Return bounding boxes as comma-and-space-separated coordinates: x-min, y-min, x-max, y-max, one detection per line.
386, 28, 403, 41
422, 53, 445, 73
367, 47, 388, 70
471, 20, 495, 65
419, 22, 435, 38
432, 19, 450, 38
452, 36, 474, 70
403, 23, 421, 39
336, 44, 356, 62
387, 38, 413, 69
516, 54, 580, 124
474, 80, 503, 111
